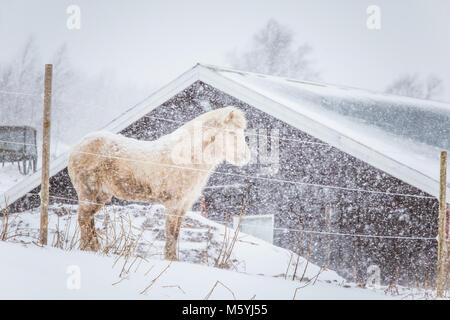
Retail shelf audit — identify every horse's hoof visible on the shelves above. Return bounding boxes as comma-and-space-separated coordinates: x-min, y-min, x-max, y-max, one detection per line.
80, 239, 100, 252
91, 239, 100, 252
164, 254, 178, 261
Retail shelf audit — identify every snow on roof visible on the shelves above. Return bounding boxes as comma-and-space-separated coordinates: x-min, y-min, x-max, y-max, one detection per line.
198, 64, 450, 200
1, 63, 449, 208
207, 65, 449, 150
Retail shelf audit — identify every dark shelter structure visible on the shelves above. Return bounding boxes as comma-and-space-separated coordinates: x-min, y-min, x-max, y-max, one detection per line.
0, 126, 37, 175
2, 64, 449, 286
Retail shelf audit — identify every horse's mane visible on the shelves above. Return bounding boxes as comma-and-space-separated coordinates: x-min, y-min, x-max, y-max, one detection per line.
179, 106, 247, 131
223, 106, 246, 129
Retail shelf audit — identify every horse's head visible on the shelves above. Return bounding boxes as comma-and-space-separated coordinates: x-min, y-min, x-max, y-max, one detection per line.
220, 107, 251, 166
201, 107, 251, 166
170, 107, 251, 166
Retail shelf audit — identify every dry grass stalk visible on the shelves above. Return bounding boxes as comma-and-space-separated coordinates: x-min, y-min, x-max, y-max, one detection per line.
292, 216, 303, 281
284, 252, 294, 280
50, 210, 80, 251
97, 207, 153, 278
1, 200, 31, 242
0, 200, 10, 241
140, 262, 172, 295
214, 202, 245, 269
204, 225, 212, 265
162, 284, 186, 294
144, 265, 154, 276
134, 255, 147, 273
2, 203, 152, 280
204, 280, 236, 300
215, 215, 229, 266
112, 276, 128, 286
51, 214, 61, 248
293, 266, 325, 299
299, 228, 313, 282
292, 287, 301, 300
385, 279, 400, 296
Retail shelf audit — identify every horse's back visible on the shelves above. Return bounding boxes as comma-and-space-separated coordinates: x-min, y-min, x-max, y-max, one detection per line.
74, 131, 122, 148
68, 131, 156, 178
69, 131, 119, 176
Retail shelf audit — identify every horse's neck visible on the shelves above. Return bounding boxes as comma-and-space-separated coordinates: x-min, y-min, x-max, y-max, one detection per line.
164, 126, 224, 169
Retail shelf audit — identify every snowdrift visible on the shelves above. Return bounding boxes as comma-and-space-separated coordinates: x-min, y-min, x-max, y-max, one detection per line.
0, 204, 394, 299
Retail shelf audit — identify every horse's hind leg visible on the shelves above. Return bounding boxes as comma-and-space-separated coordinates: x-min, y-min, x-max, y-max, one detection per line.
164, 210, 184, 261
79, 202, 101, 251
78, 192, 110, 251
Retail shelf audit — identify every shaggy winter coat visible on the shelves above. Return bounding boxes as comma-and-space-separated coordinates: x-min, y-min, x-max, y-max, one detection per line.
68, 106, 250, 259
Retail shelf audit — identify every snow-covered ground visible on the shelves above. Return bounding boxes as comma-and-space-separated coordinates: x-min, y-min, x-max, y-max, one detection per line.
2, 204, 339, 279
0, 241, 391, 300
0, 204, 438, 299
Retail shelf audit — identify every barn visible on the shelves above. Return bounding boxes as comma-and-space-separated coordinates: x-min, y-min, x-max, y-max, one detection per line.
1, 64, 449, 286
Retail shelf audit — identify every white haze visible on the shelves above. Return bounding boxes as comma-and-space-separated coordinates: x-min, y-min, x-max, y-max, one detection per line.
0, 0, 449, 104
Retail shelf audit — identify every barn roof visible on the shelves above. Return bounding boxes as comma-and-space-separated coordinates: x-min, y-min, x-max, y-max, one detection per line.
1, 63, 449, 208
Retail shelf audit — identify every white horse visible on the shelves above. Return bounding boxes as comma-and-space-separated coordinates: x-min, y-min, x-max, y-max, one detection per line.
68, 106, 251, 260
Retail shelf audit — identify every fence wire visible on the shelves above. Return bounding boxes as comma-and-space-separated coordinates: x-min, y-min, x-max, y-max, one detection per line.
18, 192, 440, 242
0, 88, 445, 244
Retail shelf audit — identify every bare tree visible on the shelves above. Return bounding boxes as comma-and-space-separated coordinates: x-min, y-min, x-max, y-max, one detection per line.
227, 19, 320, 81
50, 43, 78, 152
52, 43, 76, 101
0, 37, 147, 150
424, 74, 443, 99
385, 73, 443, 100
0, 36, 42, 125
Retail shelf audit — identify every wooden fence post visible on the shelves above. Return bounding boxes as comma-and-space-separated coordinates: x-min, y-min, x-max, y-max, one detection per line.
437, 150, 447, 297
40, 64, 52, 245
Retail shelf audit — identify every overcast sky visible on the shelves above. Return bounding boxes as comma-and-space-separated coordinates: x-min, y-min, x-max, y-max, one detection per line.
1, 0, 450, 102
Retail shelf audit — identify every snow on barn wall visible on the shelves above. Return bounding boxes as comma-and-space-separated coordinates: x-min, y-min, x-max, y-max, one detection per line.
7, 80, 440, 285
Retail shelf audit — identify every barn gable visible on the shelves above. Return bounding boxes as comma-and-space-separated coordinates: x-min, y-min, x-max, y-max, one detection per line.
1, 64, 448, 284
119, 81, 440, 283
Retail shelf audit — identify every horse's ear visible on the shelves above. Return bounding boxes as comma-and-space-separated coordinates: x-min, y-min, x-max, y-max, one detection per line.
224, 109, 236, 124
222, 107, 246, 128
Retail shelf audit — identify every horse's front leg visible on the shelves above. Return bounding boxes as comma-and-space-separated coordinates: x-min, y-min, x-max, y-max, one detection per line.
78, 203, 103, 251
164, 209, 184, 261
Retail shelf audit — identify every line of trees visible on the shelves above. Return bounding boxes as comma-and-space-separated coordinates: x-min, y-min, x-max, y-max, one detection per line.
227, 19, 320, 81
385, 73, 443, 100
0, 25, 445, 159
0, 37, 144, 156
228, 19, 444, 101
